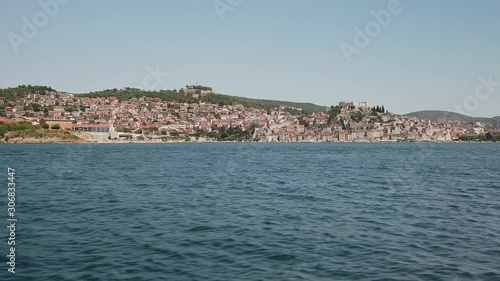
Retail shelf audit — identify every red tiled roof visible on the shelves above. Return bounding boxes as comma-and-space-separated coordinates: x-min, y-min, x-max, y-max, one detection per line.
41, 118, 72, 122
0, 117, 13, 123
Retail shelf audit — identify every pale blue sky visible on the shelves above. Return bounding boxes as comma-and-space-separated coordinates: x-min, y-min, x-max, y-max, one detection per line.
1, 0, 499, 116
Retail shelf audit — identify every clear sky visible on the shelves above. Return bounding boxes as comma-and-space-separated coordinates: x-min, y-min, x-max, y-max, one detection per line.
1, 0, 499, 117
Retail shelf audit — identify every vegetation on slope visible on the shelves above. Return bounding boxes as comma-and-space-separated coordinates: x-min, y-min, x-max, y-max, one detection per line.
459, 133, 500, 142
0, 121, 88, 143
0, 121, 37, 137
229, 96, 327, 114
0, 85, 55, 102
3, 129, 86, 143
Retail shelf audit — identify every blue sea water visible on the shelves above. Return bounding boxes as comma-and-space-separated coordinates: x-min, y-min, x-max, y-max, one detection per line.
0, 143, 500, 281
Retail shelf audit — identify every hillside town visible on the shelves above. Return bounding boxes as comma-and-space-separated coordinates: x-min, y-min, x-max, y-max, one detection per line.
1, 87, 499, 143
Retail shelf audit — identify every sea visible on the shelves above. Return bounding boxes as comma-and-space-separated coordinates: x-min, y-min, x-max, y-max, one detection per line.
0, 143, 499, 281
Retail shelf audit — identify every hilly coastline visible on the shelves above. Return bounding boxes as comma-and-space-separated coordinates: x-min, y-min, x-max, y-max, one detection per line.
0, 85, 327, 114
2, 86, 497, 120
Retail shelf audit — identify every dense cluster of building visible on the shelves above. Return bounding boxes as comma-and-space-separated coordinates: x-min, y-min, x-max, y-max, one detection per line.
1, 89, 499, 142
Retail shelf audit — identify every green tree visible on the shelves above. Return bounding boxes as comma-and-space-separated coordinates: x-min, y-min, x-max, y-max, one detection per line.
51, 124, 60, 130
476, 135, 486, 141
485, 132, 495, 141
194, 128, 205, 137
299, 118, 309, 127
350, 111, 365, 122
0, 121, 36, 137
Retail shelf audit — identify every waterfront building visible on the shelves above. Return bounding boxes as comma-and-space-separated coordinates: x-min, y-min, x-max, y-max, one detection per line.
73, 124, 117, 141
40, 118, 73, 130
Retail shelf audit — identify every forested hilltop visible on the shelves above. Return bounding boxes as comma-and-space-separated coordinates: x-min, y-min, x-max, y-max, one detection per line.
82, 88, 327, 113
0, 85, 55, 101
0, 85, 327, 114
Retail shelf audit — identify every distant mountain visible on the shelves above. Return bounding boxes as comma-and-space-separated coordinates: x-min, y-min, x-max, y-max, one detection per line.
404, 110, 493, 124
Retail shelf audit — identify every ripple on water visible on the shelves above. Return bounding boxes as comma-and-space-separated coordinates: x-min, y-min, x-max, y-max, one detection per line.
1, 143, 499, 281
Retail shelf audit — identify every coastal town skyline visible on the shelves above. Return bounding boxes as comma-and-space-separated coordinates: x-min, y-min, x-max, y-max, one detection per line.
2, 82, 500, 118
1, 84, 499, 143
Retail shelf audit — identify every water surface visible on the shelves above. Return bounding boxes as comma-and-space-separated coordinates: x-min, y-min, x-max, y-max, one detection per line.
1, 143, 499, 280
